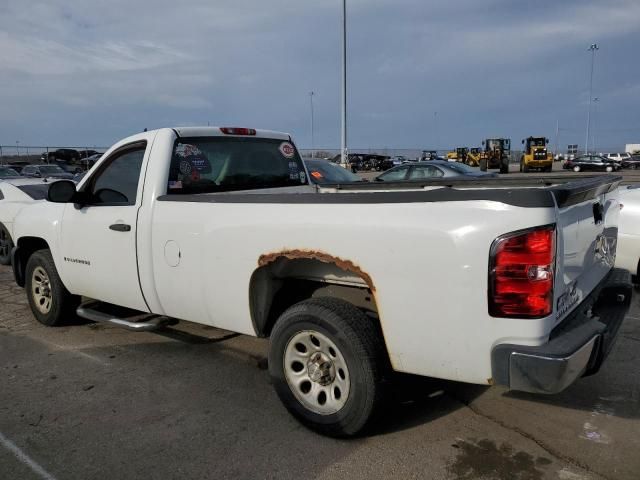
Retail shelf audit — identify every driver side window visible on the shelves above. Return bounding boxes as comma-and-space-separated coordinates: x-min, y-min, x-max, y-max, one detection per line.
87, 142, 146, 206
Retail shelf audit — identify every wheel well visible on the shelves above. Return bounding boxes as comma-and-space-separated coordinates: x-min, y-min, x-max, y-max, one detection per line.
13, 237, 50, 287
249, 255, 378, 337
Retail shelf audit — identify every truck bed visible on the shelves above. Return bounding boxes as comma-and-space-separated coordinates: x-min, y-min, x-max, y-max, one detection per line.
157, 175, 622, 209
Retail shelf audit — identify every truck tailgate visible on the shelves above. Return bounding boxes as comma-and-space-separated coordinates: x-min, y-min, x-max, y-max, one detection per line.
554, 178, 621, 324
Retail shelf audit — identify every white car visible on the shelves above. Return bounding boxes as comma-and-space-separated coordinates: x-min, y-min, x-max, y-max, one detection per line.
604, 153, 632, 163
0, 178, 52, 265
616, 185, 640, 277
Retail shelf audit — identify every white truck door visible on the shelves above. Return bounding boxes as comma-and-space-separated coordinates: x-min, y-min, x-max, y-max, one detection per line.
58, 141, 149, 311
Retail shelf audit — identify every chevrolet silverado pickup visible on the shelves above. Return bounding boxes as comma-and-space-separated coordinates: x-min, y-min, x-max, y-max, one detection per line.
10, 127, 632, 436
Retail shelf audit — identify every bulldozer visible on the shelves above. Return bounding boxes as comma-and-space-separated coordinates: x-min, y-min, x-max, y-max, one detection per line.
465, 147, 482, 167
520, 137, 553, 172
481, 138, 511, 173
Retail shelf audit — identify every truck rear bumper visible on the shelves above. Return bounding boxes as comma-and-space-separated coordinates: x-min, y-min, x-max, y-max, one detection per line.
491, 268, 632, 394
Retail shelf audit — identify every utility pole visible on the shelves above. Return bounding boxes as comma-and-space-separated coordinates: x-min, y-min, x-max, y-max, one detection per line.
555, 119, 559, 156
309, 91, 315, 159
15, 141, 19, 157
340, 0, 348, 168
585, 43, 599, 155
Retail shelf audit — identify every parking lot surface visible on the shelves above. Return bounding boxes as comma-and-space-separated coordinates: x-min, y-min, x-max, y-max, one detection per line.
1, 167, 640, 480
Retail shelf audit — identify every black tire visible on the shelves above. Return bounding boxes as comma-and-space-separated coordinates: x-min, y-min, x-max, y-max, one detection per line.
269, 297, 386, 437
25, 249, 80, 326
0, 223, 13, 266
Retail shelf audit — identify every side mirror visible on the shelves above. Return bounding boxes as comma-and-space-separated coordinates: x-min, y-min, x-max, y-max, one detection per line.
546, 139, 549, 144
47, 180, 78, 203
521, 139, 525, 145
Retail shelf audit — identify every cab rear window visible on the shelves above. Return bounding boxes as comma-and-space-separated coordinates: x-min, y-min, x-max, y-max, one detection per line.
167, 137, 307, 194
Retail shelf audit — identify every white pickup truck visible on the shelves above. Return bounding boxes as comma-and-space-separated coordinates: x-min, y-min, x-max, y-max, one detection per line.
10, 127, 632, 436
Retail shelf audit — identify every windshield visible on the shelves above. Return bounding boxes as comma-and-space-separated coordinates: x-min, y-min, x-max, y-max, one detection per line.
168, 137, 307, 194
40, 165, 65, 175
0, 167, 20, 177
305, 160, 362, 183
530, 138, 546, 147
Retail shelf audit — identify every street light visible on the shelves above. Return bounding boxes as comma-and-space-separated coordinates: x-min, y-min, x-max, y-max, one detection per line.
591, 97, 599, 153
340, 0, 348, 168
585, 43, 599, 154
15, 141, 19, 157
309, 91, 315, 159
434, 111, 438, 152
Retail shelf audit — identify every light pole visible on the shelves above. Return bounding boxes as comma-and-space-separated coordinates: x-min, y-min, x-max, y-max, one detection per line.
15, 141, 19, 157
585, 43, 599, 154
591, 97, 599, 153
434, 111, 438, 152
340, 0, 348, 168
309, 91, 315, 159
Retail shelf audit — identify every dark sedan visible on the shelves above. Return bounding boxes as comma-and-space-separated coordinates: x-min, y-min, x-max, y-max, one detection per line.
21, 164, 75, 180
375, 160, 497, 181
621, 155, 640, 169
0, 166, 21, 179
304, 159, 363, 184
563, 155, 621, 173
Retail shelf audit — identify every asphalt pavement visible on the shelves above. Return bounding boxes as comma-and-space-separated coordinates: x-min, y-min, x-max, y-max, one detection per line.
1, 166, 640, 480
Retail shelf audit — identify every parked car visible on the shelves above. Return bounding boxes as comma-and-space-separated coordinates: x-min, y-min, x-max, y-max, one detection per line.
375, 160, 497, 181
57, 163, 84, 174
0, 166, 21, 179
0, 178, 52, 265
562, 155, 621, 173
79, 149, 101, 159
390, 155, 407, 166
83, 153, 102, 168
304, 159, 363, 184
41, 148, 80, 163
621, 155, 640, 169
616, 185, 640, 278
7, 161, 31, 173
21, 164, 75, 180
604, 153, 632, 163
11, 126, 630, 437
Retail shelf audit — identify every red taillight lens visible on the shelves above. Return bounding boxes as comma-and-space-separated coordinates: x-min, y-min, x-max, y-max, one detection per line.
489, 225, 555, 318
220, 127, 256, 136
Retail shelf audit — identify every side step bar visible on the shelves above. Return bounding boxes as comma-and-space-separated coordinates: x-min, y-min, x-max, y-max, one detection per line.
77, 302, 174, 332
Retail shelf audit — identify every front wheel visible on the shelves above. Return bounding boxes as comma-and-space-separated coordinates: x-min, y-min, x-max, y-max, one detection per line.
605, 166, 613, 172
573, 165, 581, 172
269, 297, 386, 437
0, 223, 13, 266
25, 249, 80, 326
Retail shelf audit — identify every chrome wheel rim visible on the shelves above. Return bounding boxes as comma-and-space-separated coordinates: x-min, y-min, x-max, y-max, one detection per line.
284, 330, 350, 415
32, 266, 52, 314
0, 228, 10, 259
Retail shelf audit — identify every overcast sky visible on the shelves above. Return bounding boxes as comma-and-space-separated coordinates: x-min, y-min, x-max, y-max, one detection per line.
1, 0, 639, 151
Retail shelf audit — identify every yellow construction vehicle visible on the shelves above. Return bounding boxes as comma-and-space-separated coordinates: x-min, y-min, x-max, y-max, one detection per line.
446, 147, 469, 163
481, 138, 511, 173
520, 137, 553, 172
465, 147, 481, 166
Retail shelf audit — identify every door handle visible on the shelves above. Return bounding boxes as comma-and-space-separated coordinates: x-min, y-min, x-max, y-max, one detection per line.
109, 223, 131, 232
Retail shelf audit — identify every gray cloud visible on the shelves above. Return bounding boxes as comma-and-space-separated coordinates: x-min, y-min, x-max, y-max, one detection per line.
1, 0, 638, 151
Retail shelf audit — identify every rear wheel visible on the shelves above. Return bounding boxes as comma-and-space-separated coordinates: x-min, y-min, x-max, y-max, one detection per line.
573, 165, 581, 172
605, 165, 613, 173
0, 223, 13, 266
25, 249, 80, 326
269, 297, 386, 437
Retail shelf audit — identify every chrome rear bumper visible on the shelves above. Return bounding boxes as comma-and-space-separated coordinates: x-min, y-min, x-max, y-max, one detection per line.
491, 268, 632, 394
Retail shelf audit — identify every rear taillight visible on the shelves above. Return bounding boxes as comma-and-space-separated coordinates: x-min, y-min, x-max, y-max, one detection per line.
220, 127, 256, 136
489, 225, 556, 318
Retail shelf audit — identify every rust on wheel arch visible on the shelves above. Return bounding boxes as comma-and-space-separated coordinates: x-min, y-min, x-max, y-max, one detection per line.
258, 249, 376, 292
